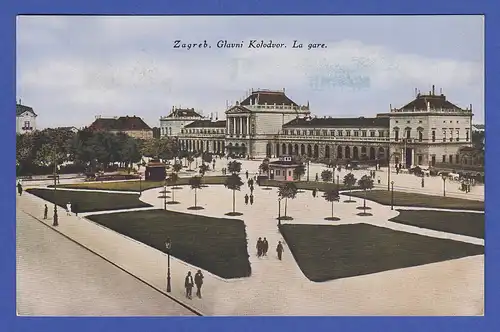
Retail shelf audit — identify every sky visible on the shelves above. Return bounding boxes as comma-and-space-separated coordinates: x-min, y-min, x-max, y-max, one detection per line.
16, 15, 484, 129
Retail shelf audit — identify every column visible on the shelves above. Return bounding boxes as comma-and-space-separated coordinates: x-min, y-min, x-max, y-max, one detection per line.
412, 149, 416, 166
233, 117, 237, 135
246, 116, 250, 135
239, 117, 243, 135
227, 117, 230, 135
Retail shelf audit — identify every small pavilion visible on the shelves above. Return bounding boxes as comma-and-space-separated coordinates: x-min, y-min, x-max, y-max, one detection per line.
145, 159, 167, 181
268, 156, 300, 181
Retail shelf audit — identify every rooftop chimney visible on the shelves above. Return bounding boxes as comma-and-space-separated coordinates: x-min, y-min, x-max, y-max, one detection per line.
432, 85, 435, 95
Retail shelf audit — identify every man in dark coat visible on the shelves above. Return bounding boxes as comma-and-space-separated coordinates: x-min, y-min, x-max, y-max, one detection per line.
17, 182, 23, 196
262, 237, 269, 256
249, 195, 254, 205
73, 202, 79, 216
245, 170, 249, 179
185, 271, 194, 299
312, 188, 317, 198
244, 194, 249, 205
276, 241, 284, 260
194, 270, 204, 298
256, 237, 263, 257
43, 204, 48, 219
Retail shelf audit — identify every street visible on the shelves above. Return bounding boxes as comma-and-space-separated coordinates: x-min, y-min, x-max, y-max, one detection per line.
16, 207, 196, 316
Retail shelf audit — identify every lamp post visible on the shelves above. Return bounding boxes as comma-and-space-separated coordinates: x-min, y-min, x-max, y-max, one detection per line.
52, 148, 59, 227
336, 174, 340, 187
306, 159, 310, 182
390, 181, 394, 210
165, 238, 172, 293
163, 178, 167, 210
277, 197, 282, 226
442, 174, 447, 197
139, 173, 143, 195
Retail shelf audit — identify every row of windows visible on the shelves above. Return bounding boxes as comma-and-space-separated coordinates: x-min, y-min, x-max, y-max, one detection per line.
179, 128, 225, 134
394, 120, 466, 124
442, 154, 461, 164
283, 129, 388, 137
275, 169, 293, 176
394, 129, 470, 142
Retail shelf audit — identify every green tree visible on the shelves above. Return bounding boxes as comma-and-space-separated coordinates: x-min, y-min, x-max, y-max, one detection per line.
278, 182, 298, 218
188, 176, 203, 209
322, 188, 340, 221
172, 162, 183, 173
321, 169, 333, 182
227, 160, 242, 174
294, 164, 306, 181
202, 152, 213, 165
358, 175, 374, 214
259, 159, 270, 175
224, 173, 244, 215
167, 172, 180, 204
343, 173, 357, 202
199, 163, 210, 176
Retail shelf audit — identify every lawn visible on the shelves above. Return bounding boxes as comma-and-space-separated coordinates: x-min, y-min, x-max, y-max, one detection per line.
348, 190, 484, 211
390, 210, 484, 239
280, 223, 484, 282
260, 179, 360, 192
87, 209, 251, 279
52, 175, 229, 192
26, 188, 151, 213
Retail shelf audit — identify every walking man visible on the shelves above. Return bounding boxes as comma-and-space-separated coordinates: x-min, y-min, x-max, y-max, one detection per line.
43, 204, 48, 219
245, 194, 249, 205
195, 270, 204, 298
250, 185, 254, 195
246, 170, 249, 179
66, 202, 72, 216
257, 237, 263, 257
185, 271, 194, 299
312, 188, 316, 198
249, 194, 254, 205
263, 237, 269, 256
17, 181, 23, 196
277, 241, 284, 260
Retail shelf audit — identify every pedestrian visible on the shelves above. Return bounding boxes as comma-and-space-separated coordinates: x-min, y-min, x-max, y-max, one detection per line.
421, 177, 425, 188
245, 194, 249, 205
249, 178, 254, 187
315, 173, 319, 182
185, 271, 194, 299
246, 170, 249, 179
276, 241, 284, 260
312, 188, 316, 198
257, 237, 263, 257
263, 237, 269, 256
17, 181, 23, 196
250, 185, 254, 194
376, 163, 379, 170
250, 194, 254, 205
73, 202, 79, 216
194, 270, 204, 298
66, 202, 72, 216
43, 204, 48, 219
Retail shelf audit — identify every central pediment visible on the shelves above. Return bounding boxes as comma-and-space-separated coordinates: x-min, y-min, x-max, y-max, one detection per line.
226, 105, 251, 114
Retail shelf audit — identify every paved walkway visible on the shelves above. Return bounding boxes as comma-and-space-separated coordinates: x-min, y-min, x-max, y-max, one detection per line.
17, 175, 484, 315
16, 206, 196, 316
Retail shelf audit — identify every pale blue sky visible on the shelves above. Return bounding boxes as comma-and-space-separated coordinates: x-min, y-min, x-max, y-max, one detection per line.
16, 15, 484, 129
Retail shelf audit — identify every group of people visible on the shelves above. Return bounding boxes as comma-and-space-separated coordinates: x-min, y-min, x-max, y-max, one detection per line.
256, 238, 285, 260
368, 170, 381, 184
184, 269, 204, 300
244, 194, 254, 205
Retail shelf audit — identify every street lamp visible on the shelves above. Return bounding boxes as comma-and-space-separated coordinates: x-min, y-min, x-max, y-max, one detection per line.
442, 174, 447, 197
52, 148, 58, 227
163, 178, 167, 210
336, 174, 340, 187
390, 181, 394, 210
277, 197, 282, 226
165, 238, 172, 293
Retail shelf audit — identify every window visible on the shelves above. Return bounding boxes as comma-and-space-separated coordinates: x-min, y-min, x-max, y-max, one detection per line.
449, 155, 453, 163
432, 130, 436, 142
346, 130, 351, 137
302, 130, 307, 135
362, 131, 367, 137
309, 130, 314, 136
395, 120, 399, 124
419, 120, 423, 123
418, 131, 423, 142
315, 130, 320, 136
442, 130, 446, 142
370, 131, 375, 137
23, 121, 30, 130
407, 121, 410, 124
330, 130, 335, 136
442, 155, 446, 163
431, 155, 436, 166
284, 130, 288, 135
378, 130, 384, 137
288, 171, 292, 176
337, 130, 343, 136
456, 129, 460, 141
322, 130, 327, 136
354, 131, 359, 137
394, 130, 399, 141
466, 130, 469, 141
418, 155, 423, 165
456, 155, 459, 164
276, 170, 280, 176
169, 127, 172, 135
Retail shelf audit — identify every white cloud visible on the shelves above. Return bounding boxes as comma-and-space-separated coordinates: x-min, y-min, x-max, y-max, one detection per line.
16, 15, 484, 128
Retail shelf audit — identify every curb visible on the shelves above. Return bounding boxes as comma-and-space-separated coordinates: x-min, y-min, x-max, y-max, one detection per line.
20, 208, 204, 317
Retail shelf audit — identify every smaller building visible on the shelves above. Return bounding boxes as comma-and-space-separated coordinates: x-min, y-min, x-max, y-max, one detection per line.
57, 126, 79, 133
268, 156, 300, 181
160, 107, 204, 137
145, 160, 167, 181
16, 102, 37, 134
89, 115, 153, 139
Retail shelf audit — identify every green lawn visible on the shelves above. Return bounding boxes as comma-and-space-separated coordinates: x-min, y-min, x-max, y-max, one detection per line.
26, 188, 151, 213
261, 179, 360, 192
52, 175, 229, 192
390, 210, 484, 239
348, 190, 484, 211
87, 209, 251, 279
280, 223, 484, 282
